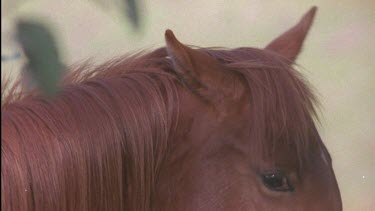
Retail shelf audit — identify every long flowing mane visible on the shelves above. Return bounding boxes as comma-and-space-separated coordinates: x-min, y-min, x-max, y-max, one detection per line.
1, 46, 318, 210
2, 48, 181, 210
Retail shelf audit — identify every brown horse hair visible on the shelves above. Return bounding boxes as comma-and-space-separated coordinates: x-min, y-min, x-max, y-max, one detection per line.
1, 46, 319, 210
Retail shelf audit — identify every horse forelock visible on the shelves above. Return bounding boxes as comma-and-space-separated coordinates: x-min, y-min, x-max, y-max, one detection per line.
204, 47, 320, 169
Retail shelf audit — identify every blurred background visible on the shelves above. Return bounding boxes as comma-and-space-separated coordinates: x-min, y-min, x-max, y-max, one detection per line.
2, 0, 374, 210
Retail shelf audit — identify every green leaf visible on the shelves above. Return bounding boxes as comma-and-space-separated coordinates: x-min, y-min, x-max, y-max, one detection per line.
16, 20, 64, 96
124, 0, 140, 30
91, 0, 141, 31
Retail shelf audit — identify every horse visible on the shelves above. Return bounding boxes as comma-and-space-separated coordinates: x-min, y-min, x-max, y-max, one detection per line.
1, 6, 342, 210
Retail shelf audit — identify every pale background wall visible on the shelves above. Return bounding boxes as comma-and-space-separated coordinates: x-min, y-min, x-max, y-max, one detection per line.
2, 0, 374, 210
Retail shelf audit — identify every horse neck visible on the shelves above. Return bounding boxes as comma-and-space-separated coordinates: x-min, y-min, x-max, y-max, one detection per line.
1, 72, 179, 210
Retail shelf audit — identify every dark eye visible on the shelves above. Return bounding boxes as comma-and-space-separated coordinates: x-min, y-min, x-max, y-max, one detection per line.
261, 171, 294, 192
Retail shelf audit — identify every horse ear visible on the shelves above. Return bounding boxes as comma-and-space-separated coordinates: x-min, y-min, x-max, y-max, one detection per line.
265, 6, 317, 62
165, 29, 199, 90
165, 29, 233, 102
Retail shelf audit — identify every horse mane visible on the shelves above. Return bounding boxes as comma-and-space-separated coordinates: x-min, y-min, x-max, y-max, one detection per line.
1, 46, 319, 210
2, 48, 180, 210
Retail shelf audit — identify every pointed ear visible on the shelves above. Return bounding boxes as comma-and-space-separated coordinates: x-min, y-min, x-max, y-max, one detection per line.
165, 29, 234, 102
165, 29, 201, 91
265, 6, 317, 63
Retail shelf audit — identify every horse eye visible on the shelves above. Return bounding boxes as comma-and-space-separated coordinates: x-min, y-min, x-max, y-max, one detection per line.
261, 171, 294, 192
